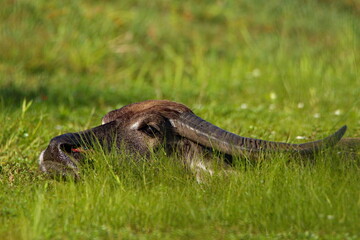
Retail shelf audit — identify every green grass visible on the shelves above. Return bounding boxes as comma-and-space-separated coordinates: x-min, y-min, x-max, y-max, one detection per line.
1, 0, 359, 239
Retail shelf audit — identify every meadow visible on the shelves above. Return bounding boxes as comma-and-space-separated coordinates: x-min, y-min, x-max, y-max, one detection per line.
0, 0, 359, 239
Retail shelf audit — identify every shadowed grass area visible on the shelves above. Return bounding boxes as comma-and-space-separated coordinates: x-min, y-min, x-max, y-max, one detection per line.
0, 0, 359, 239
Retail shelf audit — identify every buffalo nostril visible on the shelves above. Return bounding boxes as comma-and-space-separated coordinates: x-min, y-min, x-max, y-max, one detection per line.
71, 147, 87, 153
60, 143, 85, 154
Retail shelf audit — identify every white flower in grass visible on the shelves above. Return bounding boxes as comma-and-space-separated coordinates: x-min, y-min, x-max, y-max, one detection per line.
334, 109, 341, 116
296, 136, 306, 140
251, 68, 261, 78
240, 103, 248, 109
297, 102, 304, 109
304, 231, 319, 239
313, 113, 320, 118
23, 133, 29, 137
270, 92, 277, 100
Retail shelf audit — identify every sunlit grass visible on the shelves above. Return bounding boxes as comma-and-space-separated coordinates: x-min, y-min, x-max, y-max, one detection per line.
2, 144, 359, 239
0, 0, 359, 239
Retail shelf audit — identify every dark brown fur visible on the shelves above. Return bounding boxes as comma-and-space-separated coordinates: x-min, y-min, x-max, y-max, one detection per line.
102, 100, 192, 124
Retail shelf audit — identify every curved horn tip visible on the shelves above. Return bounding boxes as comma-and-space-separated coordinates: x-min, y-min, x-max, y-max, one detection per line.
338, 125, 347, 137
328, 125, 347, 146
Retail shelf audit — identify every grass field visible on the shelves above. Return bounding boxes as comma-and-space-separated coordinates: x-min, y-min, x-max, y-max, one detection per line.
1, 0, 360, 239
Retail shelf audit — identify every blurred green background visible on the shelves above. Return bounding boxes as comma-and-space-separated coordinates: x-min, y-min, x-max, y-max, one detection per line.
1, 0, 358, 107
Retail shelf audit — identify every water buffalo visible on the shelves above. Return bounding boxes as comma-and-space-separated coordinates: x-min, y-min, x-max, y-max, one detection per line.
40, 100, 354, 178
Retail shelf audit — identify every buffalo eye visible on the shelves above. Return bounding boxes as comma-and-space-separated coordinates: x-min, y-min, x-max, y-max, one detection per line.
140, 124, 161, 138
